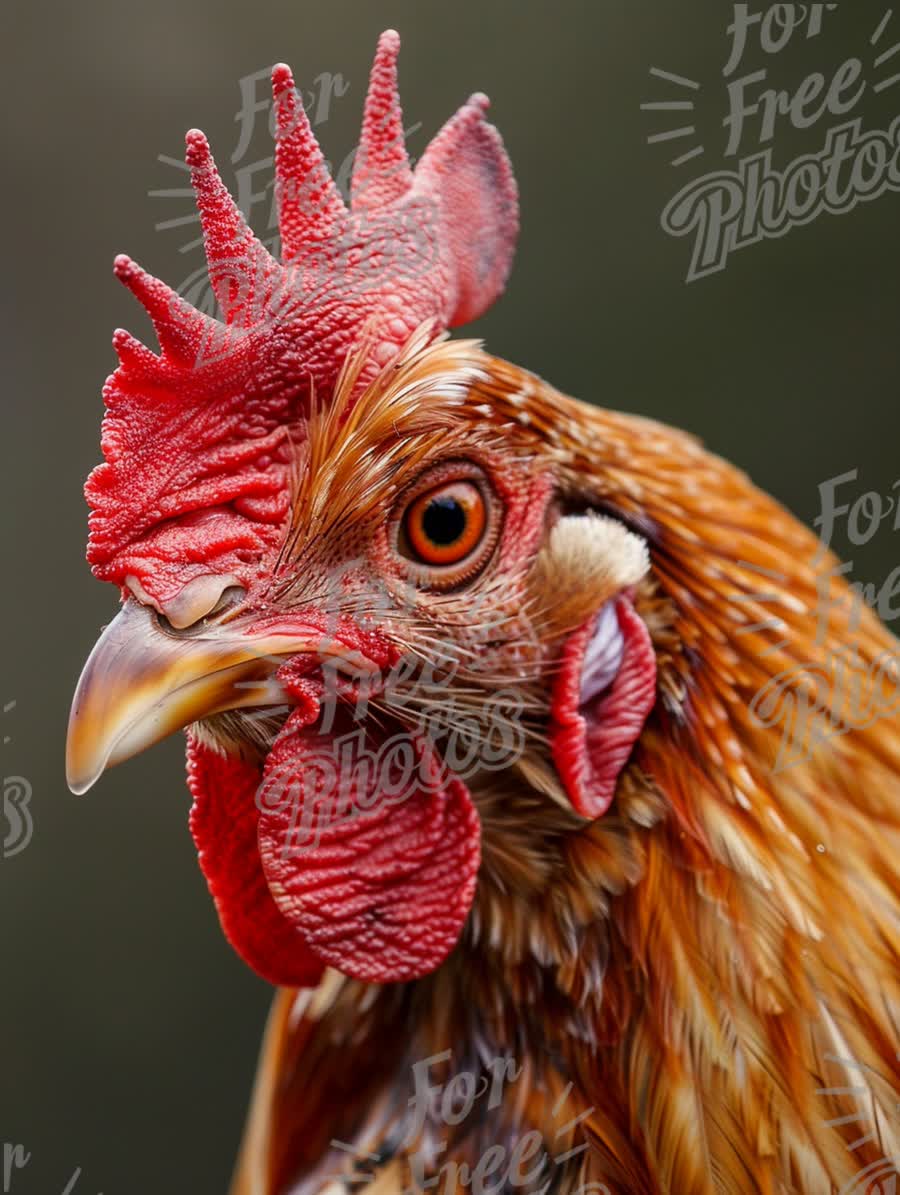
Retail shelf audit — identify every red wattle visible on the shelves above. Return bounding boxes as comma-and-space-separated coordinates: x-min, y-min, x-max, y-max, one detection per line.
256, 710, 481, 984
187, 734, 324, 988
550, 596, 657, 820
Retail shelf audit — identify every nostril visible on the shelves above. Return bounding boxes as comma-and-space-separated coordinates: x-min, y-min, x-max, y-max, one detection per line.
158, 574, 246, 630
207, 585, 248, 620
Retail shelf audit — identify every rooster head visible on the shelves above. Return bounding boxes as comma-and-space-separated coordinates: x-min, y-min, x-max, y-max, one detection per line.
67, 32, 660, 988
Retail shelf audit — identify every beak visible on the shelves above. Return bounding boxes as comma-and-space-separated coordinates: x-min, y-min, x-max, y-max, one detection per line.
65, 599, 366, 796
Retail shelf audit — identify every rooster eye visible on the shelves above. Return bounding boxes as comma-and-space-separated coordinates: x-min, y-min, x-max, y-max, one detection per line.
394, 468, 501, 588
405, 482, 486, 565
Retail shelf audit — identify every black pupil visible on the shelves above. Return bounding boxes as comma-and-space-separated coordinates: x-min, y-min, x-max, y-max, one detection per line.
422, 496, 467, 546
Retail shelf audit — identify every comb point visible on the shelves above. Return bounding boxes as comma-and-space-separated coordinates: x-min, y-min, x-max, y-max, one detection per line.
185, 129, 280, 325
112, 327, 159, 374
272, 57, 347, 257
271, 62, 294, 95
184, 128, 212, 169
352, 27, 412, 211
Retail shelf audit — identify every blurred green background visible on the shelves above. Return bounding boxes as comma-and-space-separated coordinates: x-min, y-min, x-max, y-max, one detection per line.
2, 1, 898, 1191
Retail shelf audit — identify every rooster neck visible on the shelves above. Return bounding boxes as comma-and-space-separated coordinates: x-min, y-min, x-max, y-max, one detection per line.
238, 957, 606, 1195
230, 765, 666, 1195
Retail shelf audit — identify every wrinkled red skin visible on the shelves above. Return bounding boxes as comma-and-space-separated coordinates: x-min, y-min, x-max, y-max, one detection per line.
549, 597, 658, 820
257, 712, 481, 984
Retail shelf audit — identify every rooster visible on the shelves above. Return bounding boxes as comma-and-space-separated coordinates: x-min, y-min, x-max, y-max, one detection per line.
66, 30, 900, 1195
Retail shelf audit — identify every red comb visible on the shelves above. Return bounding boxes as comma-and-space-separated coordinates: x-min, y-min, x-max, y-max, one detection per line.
85, 31, 519, 604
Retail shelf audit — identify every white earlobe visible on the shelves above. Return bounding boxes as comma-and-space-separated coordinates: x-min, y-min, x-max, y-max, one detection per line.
544, 512, 650, 596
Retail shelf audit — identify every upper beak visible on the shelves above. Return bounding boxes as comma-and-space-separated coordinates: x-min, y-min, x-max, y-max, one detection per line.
65, 599, 366, 795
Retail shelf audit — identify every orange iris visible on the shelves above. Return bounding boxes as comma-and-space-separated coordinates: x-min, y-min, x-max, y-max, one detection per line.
404, 481, 487, 566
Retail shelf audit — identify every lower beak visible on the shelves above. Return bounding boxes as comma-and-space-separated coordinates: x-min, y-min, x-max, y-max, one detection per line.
65, 599, 361, 795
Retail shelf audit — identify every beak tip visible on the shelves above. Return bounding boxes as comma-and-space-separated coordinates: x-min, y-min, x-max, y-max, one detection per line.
66, 771, 96, 796
65, 740, 102, 795
66, 704, 101, 795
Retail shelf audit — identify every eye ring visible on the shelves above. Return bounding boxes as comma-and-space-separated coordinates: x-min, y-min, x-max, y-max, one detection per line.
391, 463, 502, 589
